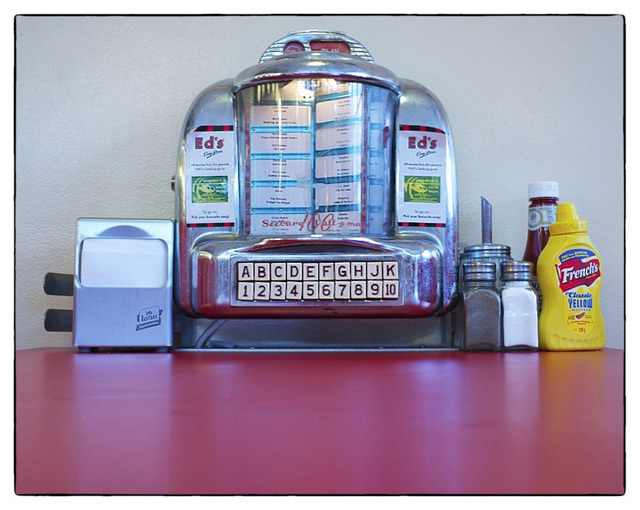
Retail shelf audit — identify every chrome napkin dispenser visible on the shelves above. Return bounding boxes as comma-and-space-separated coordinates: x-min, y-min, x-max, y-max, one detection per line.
173, 31, 458, 348
73, 218, 174, 352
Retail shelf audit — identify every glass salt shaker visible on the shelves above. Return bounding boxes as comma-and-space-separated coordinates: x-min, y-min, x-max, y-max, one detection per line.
501, 261, 539, 351
460, 261, 502, 351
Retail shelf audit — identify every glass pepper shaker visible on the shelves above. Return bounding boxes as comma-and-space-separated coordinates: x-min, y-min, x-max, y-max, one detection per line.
461, 243, 513, 288
460, 261, 502, 351
501, 261, 539, 351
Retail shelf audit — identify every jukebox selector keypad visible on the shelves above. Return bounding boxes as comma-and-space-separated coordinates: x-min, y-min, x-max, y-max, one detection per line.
236, 260, 400, 302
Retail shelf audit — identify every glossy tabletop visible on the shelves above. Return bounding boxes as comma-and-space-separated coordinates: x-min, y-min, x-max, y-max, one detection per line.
15, 348, 624, 495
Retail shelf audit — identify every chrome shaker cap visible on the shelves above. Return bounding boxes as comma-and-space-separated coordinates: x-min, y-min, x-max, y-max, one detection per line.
462, 261, 496, 282
501, 261, 534, 281
463, 244, 512, 260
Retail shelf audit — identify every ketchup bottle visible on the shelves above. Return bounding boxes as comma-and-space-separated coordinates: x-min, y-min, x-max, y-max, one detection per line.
522, 181, 559, 311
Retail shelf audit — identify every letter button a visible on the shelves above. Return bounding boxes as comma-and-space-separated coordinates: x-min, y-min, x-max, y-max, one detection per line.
238, 262, 254, 281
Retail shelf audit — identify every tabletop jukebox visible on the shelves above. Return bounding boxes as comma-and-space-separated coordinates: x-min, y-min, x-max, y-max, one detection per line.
173, 30, 459, 349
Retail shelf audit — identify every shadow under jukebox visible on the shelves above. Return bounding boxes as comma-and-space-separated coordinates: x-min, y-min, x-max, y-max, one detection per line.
45, 31, 460, 351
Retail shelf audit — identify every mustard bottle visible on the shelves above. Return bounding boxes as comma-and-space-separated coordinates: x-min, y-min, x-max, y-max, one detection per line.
537, 203, 606, 350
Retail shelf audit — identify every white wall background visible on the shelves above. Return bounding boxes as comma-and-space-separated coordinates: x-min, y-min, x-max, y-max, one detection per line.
15, 15, 624, 349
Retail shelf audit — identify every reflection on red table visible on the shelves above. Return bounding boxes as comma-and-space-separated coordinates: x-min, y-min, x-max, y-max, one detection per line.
16, 348, 624, 495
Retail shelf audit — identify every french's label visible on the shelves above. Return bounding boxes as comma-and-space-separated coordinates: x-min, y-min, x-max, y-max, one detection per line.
556, 249, 602, 292
555, 248, 602, 334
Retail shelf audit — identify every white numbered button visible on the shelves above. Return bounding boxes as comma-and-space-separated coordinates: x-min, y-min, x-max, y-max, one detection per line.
319, 282, 334, 300
334, 281, 351, 299
237, 282, 254, 301
367, 280, 383, 299
286, 281, 302, 300
350, 281, 366, 300
270, 281, 286, 300
383, 280, 399, 299
303, 281, 319, 300
254, 282, 270, 300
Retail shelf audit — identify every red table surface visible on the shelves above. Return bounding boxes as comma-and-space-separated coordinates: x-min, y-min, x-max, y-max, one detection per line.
15, 347, 624, 495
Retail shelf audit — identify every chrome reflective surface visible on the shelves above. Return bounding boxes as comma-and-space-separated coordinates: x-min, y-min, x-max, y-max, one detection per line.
173, 31, 459, 347
235, 51, 400, 93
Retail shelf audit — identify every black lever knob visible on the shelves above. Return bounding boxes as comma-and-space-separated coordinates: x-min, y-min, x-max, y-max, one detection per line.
43, 273, 74, 296
44, 309, 73, 332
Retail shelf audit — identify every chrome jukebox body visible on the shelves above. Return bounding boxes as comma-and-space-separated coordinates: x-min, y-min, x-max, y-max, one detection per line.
173, 31, 458, 348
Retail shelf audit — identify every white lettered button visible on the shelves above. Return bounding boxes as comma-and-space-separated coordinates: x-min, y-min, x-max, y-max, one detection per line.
303, 263, 319, 280
254, 262, 270, 281
367, 261, 382, 279
271, 262, 287, 281
350, 261, 367, 280
335, 262, 350, 280
319, 263, 334, 280
287, 262, 303, 281
237, 262, 254, 281
383, 261, 399, 280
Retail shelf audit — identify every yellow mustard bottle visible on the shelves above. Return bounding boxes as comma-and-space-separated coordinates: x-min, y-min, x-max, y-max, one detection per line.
537, 203, 606, 350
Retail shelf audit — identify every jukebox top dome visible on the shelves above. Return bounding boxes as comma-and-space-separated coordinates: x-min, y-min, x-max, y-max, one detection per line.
258, 30, 378, 63
233, 50, 401, 93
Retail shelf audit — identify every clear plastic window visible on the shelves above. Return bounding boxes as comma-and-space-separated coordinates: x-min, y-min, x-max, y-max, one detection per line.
237, 79, 396, 237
